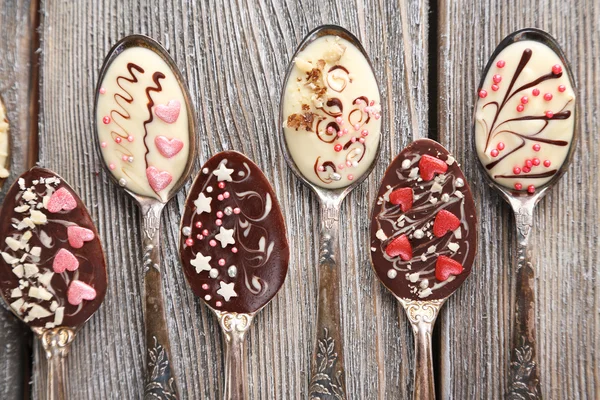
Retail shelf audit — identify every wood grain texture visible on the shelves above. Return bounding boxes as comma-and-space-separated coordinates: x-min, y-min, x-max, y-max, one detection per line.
32, 0, 429, 398
2, 0, 596, 398
0, 0, 38, 399
436, 1, 600, 398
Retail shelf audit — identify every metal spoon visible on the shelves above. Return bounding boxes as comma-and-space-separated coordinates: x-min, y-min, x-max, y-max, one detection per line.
369, 139, 477, 399
0, 94, 10, 190
94, 35, 196, 398
473, 29, 577, 398
179, 151, 289, 400
0, 167, 108, 400
279, 25, 382, 399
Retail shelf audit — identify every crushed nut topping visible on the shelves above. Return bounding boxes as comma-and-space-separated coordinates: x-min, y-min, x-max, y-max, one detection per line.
287, 112, 316, 131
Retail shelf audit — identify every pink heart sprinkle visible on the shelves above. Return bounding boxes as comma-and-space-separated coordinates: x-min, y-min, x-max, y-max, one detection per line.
67, 226, 95, 249
146, 166, 173, 192
67, 280, 97, 305
154, 100, 181, 124
47, 187, 77, 213
155, 136, 184, 158
52, 248, 79, 273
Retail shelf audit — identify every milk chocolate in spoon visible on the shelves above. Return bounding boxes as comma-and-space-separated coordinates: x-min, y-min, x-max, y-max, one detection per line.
370, 139, 477, 399
179, 151, 289, 399
0, 167, 107, 399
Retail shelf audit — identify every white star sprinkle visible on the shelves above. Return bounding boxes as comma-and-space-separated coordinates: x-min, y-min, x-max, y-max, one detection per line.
190, 252, 211, 274
215, 226, 235, 248
217, 281, 237, 302
212, 162, 234, 182
194, 192, 212, 214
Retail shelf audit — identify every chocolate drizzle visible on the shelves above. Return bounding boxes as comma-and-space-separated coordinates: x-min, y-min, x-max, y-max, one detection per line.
481, 49, 566, 154
111, 63, 144, 155
142, 72, 166, 176
476, 42, 575, 189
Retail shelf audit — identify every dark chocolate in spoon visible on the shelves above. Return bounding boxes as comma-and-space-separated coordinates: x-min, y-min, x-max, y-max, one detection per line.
0, 167, 107, 331
179, 151, 289, 313
370, 139, 477, 301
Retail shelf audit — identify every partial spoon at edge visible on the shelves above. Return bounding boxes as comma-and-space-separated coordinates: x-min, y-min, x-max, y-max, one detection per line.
279, 25, 382, 399
94, 35, 197, 398
0, 94, 10, 190
473, 28, 577, 398
0, 167, 108, 400
369, 139, 478, 399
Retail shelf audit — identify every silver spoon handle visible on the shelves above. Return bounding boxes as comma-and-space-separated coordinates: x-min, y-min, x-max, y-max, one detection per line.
140, 202, 179, 399
309, 201, 347, 400
508, 204, 541, 398
41, 328, 75, 400
216, 312, 253, 400
400, 299, 444, 400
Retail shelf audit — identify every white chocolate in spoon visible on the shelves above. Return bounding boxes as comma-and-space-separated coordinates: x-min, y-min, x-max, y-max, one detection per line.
474, 40, 575, 193
282, 35, 381, 189
96, 46, 190, 201
0, 100, 9, 179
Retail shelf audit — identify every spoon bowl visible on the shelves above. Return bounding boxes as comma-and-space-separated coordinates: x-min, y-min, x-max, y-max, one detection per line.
279, 24, 382, 399
94, 34, 197, 398
0, 167, 108, 400
473, 28, 577, 398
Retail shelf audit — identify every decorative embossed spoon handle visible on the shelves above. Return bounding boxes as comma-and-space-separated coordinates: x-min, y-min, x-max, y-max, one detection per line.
399, 299, 445, 400
140, 201, 179, 399
41, 328, 75, 400
216, 312, 254, 400
472, 29, 577, 399
309, 199, 347, 400
506, 196, 541, 398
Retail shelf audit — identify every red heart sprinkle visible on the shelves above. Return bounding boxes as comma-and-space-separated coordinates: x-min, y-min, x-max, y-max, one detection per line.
433, 210, 461, 238
385, 234, 412, 261
435, 255, 464, 281
52, 248, 79, 273
154, 100, 181, 124
67, 226, 95, 249
146, 166, 173, 192
389, 187, 413, 212
419, 154, 448, 181
67, 280, 97, 305
155, 136, 184, 158
47, 187, 77, 213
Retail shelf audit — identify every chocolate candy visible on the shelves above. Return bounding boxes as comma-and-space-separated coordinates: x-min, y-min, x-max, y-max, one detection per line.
0, 167, 107, 330
281, 34, 382, 189
95, 36, 194, 202
370, 139, 477, 300
179, 152, 289, 314
474, 30, 576, 193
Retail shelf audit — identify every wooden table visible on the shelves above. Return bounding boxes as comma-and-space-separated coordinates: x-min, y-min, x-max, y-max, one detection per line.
1, 1, 598, 398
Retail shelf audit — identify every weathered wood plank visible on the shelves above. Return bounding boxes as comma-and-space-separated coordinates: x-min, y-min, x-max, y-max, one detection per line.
0, 0, 39, 398
34, 0, 429, 398
436, 1, 599, 398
